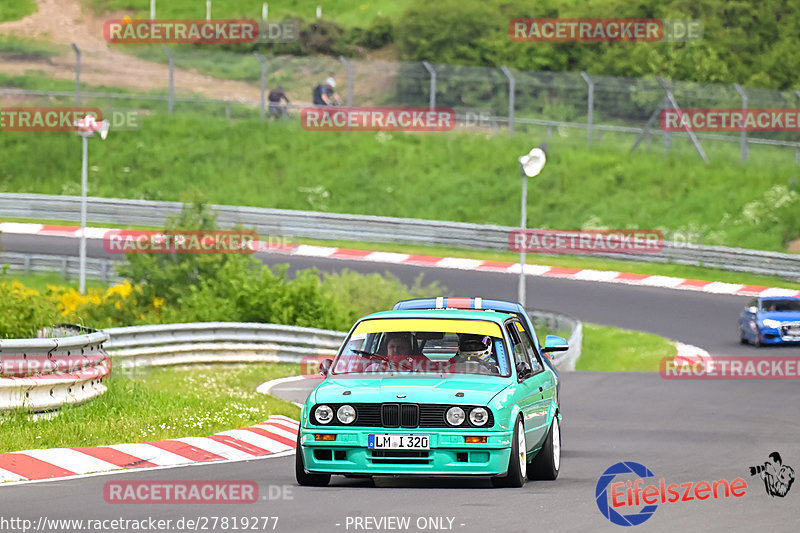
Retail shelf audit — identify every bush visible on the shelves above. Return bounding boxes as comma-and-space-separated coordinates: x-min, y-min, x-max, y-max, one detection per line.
0, 275, 59, 338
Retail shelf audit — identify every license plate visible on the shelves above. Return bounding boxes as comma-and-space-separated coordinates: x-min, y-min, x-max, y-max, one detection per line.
368, 434, 430, 450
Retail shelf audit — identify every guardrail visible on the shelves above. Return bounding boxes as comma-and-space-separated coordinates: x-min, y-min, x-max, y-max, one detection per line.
0, 326, 110, 412
103, 313, 581, 374
1, 193, 799, 280
530, 309, 582, 372
0, 252, 120, 283
103, 322, 346, 375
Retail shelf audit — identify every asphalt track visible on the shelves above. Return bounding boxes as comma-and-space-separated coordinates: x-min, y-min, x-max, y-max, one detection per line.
1, 233, 799, 532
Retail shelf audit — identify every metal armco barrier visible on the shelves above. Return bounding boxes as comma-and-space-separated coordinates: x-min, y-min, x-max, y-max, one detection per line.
0, 326, 110, 412
1, 193, 799, 280
529, 309, 583, 372
103, 314, 581, 374
0, 252, 120, 283
103, 322, 347, 372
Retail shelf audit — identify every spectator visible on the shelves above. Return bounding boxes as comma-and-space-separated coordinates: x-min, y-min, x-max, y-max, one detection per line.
268, 85, 290, 119
312, 77, 341, 106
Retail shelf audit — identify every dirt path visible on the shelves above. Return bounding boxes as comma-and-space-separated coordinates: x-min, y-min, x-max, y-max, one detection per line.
0, 0, 262, 101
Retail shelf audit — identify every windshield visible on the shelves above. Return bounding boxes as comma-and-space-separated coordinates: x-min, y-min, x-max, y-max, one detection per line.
761, 299, 800, 312
331, 318, 511, 377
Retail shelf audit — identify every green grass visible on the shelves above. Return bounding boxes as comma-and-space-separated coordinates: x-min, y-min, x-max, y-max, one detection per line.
85, 0, 411, 26
0, 36, 62, 59
0, 271, 110, 293
0, 0, 36, 22
0, 363, 300, 453
576, 323, 676, 372
0, 111, 798, 253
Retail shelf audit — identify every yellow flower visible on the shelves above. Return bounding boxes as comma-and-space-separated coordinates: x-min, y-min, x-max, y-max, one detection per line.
153, 297, 165, 308
106, 280, 133, 299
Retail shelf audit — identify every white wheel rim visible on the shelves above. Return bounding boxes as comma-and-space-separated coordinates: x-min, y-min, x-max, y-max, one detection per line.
552, 418, 561, 471
518, 420, 526, 475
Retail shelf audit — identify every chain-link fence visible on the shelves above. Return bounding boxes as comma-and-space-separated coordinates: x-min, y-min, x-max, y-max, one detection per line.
3, 42, 800, 163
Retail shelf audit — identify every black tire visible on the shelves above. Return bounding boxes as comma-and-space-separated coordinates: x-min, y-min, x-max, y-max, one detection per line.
295, 433, 331, 487
492, 417, 527, 488
739, 326, 748, 345
753, 328, 762, 348
528, 416, 561, 481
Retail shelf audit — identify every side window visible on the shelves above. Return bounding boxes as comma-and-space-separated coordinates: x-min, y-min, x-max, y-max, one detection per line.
515, 322, 543, 374
505, 322, 529, 367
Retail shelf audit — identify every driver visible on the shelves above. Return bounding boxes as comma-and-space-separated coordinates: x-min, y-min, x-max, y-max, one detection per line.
454, 334, 498, 373
386, 332, 413, 356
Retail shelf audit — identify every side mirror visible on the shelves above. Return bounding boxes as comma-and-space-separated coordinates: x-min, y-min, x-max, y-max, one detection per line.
541, 335, 569, 353
516, 361, 532, 380
319, 359, 333, 376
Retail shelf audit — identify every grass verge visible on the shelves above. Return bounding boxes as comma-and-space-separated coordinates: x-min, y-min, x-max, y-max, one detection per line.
1, 111, 798, 254
0, 363, 300, 453
576, 323, 675, 372
0, 0, 36, 23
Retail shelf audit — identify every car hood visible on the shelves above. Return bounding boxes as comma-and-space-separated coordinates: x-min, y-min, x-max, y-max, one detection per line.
310, 375, 511, 406
760, 311, 800, 323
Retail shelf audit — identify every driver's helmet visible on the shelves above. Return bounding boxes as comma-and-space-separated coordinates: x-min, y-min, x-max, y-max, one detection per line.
458, 334, 493, 362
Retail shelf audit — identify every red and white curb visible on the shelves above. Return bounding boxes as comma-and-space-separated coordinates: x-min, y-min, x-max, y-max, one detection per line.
2, 221, 797, 298
673, 342, 714, 366
0, 415, 298, 484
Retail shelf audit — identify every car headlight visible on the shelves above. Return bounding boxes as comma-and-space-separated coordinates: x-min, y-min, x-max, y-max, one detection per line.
762, 319, 782, 328
469, 407, 489, 426
337, 404, 356, 424
446, 406, 465, 426
314, 405, 333, 424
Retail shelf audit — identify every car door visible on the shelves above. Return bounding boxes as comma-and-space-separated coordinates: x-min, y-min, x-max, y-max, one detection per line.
504, 319, 549, 450
514, 319, 554, 447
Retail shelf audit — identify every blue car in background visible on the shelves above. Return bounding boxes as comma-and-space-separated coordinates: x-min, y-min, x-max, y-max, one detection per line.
739, 296, 800, 346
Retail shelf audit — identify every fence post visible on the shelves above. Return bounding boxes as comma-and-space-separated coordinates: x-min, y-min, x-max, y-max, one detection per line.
580, 71, 594, 145
338, 56, 354, 107
254, 52, 267, 119
71, 43, 81, 106
162, 46, 174, 114
262, 2, 268, 20
422, 61, 436, 111
206, 0, 211, 20
150, 0, 156, 19
657, 77, 708, 163
500, 65, 515, 138
734, 83, 748, 163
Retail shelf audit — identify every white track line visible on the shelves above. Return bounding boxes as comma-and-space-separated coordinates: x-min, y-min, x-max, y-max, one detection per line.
16, 448, 117, 475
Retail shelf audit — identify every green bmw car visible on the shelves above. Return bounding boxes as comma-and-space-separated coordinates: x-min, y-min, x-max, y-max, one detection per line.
295, 308, 565, 487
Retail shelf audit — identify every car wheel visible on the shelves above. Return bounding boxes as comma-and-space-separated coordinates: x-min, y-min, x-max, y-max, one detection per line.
753, 328, 762, 348
528, 416, 560, 481
295, 433, 331, 487
739, 326, 748, 345
492, 417, 526, 488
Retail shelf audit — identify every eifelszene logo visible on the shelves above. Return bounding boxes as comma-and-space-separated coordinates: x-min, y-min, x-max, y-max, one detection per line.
595, 461, 747, 526
749, 452, 795, 498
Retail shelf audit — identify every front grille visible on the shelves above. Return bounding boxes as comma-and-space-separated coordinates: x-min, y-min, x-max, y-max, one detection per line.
382, 404, 400, 427
401, 404, 419, 427
370, 450, 430, 465
310, 403, 493, 428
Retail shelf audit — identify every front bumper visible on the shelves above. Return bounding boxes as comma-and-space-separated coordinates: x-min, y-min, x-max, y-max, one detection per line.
757, 326, 800, 344
299, 428, 514, 476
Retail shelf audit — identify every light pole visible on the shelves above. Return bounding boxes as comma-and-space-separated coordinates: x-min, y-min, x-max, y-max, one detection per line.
75, 115, 109, 294
516, 144, 547, 307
